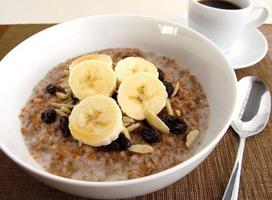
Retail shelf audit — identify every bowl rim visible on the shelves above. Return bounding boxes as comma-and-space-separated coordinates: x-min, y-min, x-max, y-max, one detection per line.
0, 14, 237, 186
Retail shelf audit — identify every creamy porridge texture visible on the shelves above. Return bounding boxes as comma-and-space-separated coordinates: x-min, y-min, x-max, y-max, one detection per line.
20, 48, 209, 181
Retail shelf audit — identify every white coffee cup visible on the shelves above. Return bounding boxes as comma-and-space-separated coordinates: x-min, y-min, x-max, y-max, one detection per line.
188, 0, 269, 54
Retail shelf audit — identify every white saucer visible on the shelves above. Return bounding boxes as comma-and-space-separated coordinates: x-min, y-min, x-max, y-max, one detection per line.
170, 15, 268, 69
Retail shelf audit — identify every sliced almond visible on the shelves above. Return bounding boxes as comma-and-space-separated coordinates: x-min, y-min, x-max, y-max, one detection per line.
122, 116, 135, 124
63, 98, 73, 104
126, 123, 141, 132
56, 92, 69, 100
186, 130, 200, 147
64, 87, 71, 92
51, 102, 74, 109
64, 69, 69, 76
60, 82, 70, 89
60, 106, 71, 114
175, 109, 181, 117
171, 82, 180, 97
128, 144, 153, 154
123, 121, 131, 127
66, 100, 75, 105
144, 109, 169, 134
166, 99, 174, 115
55, 108, 67, 116
122, 125, 131, 140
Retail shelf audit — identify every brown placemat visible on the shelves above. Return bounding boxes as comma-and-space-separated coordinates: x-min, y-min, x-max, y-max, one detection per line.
0, 24, 272, 200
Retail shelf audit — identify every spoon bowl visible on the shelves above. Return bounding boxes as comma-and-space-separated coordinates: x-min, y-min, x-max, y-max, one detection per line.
232, 76, 271, 137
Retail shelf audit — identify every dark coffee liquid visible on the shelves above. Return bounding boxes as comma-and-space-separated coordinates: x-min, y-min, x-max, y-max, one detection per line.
199, 0, 241, 10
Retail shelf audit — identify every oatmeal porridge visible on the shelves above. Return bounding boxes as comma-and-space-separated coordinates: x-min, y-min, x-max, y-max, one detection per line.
20, 48, 209, 181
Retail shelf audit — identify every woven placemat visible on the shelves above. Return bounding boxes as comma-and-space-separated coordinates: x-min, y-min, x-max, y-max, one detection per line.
1, 25, 272, 200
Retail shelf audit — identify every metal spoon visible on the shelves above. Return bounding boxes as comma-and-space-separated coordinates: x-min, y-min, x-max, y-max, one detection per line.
222, 76, 271, 200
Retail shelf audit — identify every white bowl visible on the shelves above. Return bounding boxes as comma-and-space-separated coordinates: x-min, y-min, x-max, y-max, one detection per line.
0, 15, 237, 199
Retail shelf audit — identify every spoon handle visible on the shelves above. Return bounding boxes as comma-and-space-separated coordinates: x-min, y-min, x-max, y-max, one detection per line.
222, 138, 246, 200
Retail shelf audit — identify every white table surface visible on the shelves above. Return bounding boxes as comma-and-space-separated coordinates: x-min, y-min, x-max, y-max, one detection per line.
0, 0, 271, 24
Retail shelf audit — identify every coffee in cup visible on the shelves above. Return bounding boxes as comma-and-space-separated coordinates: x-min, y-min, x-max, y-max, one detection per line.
188, 0, 269, 53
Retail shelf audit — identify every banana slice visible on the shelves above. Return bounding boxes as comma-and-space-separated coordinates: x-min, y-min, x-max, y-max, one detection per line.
68, 60, 117, 100
117, 72, 167, 120
69, 95, 123, 147
115, 57, 159, 82
70, 54, 112, 70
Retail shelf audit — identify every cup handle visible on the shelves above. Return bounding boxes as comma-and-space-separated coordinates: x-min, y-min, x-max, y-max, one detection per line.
245, 0, 269, 30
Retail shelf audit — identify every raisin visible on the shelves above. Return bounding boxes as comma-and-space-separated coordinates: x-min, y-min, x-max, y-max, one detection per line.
141, 125, 162, 144
158, 68, 164, 81
162, 115, 187, 134
116, 133, 131, 150
41, 109, 57, 124
59, 116, 71, 137
104, 133, 131, 151
142, 120, 149, 126
105, 141, 121, 151
163, 81, 174, 96
45, 84, 57, 94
